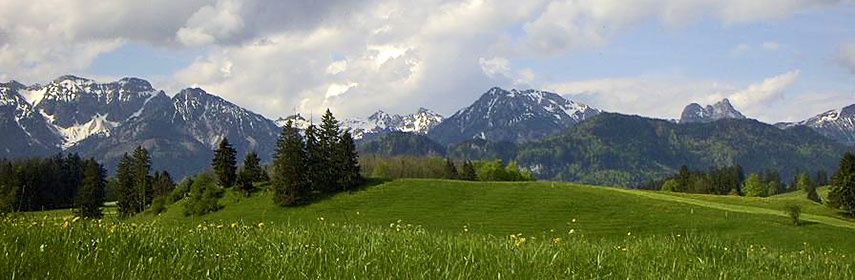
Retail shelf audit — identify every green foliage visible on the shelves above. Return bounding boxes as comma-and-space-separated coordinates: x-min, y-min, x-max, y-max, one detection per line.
783, 204, 801, 226
359, 132, 446, 156
0, 154, 105, 214
443, 158, 458, 179
116, 153, 136, 217
241, 151, 267, 183
74, 160, 106, 219
212, 138, 237, 188
132, 146, 153, 213
829, 152, 855, 215
151, 171, 175, 199
660, 179, 680, 192
318, 109, 341, 193
798, 173, 821, 203
460, 161, 477, 181
336, 131, 363, 191
168, 177, 193, 203
272, 120, 310, 206
183, 173, 224, 216
474, 160, 535, 182
150, 196, 167, 215
742, 174, 766, 197
509, 114, 845, 186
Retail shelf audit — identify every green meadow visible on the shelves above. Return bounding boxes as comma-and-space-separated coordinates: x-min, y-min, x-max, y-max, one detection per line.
3, 179, 854, 279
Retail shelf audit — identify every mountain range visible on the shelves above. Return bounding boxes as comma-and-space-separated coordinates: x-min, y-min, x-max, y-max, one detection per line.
2, 75, 855, 183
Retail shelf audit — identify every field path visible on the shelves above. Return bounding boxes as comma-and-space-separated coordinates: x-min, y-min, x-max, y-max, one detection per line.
603, 187, 855, 230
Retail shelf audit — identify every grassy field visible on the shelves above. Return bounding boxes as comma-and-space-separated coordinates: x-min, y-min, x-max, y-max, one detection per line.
3, 179, 855, 278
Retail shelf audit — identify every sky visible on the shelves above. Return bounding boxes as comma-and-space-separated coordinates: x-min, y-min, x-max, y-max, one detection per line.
0, 0, 853, 123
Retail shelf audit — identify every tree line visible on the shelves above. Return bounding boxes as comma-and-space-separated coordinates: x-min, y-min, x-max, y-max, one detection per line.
114, 146, 176, 217
653, 164, 830, 199
360, 155, 535, 182
0, 154, 106, 218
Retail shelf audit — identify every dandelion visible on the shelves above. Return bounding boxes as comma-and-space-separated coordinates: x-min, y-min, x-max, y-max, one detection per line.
569, 229, 575, 234
39, 244, 46, 252
627, 231, 632, 236
553, 237, 562, 244
571, 219, 577, 223
356, 211, 360, 215
72, 216, 81, 223
258, 222, 265, 229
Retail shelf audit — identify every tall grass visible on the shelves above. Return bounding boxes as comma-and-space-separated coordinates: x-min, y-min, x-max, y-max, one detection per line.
1, 215, 851, 279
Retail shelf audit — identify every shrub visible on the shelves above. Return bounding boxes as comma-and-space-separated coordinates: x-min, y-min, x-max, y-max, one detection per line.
150, 197, 167, 215
660, 179, 680, 192
183, 173, 224, 216
783, 204, 801, 226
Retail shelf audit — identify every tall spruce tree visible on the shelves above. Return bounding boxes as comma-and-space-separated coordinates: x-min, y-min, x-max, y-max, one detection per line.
242, 151, 265, 182
75, 159, 106, 219
116, 153, 136, 217
152, 171, 175, 198
444, 158, 458, 179
829, 152, 855, 214
272, 120, 309, 206
319, 109, 342, 192
461, 160, 477, 181
212, 138, 238, 188
132, 146, 152, 213
304, 124, 323, 193
337, 130, 362, 190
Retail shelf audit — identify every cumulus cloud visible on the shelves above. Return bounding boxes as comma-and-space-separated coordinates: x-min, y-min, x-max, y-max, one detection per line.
727, 70, 800, 116
546, 70, 804, 122
0, 0, 845, 120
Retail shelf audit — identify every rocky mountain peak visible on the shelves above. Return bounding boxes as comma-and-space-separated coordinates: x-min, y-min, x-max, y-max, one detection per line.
680, 98, 746, 123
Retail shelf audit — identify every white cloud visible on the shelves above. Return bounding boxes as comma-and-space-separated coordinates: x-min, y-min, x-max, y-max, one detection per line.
762, 41, 780, 50
727, 70, 800, 116
546, 70, 805, 122
839, 43, 855, 74
0, 0, 845, 121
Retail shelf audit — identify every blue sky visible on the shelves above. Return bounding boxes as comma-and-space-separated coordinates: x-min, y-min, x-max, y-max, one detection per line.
1, 0, 853, 122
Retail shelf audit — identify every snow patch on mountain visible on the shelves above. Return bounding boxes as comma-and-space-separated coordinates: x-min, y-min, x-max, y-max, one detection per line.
342, 108, 445, 139
54, 113, 119, 149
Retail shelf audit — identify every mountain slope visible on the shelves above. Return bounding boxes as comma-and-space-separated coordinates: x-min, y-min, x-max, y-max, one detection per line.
510, 113, 846, 185
358, 132, 446, 156
776, 104, 855, 146
428, 87, 600, 145
342, 108, 444, 140
0, 81, 62, 156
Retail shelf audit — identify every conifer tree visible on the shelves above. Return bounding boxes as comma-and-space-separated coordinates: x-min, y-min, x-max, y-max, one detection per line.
829, 152, 855, 214
242, 151, 265, 182
212, 138, 238, 188
152, 171, 175, 198
272, 120, 309, 206
75, 159, 106, 219
318, 109, 342, 192
337, 130, 362, 190
132, 146, 152, 213
116, 153, 136, 216
460, 160, 477, 181
304, 124, 323, 192
443, 158, 458, 179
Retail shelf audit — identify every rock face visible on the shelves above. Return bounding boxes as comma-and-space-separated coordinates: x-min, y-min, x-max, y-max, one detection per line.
0, 76, 281, 178
776, 104, 855, 146
679, 99, 746, 123
427, 87, 600, 145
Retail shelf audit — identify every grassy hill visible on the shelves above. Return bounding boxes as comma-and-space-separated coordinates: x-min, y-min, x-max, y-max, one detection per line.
4, 179, 855, 278
126, 179, 855, 252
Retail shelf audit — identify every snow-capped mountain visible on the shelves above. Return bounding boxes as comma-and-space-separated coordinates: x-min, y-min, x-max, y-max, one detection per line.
775, 104, 855, 145
0, 81, 62, 156
428, 87, 601, 144
342, 108, 444, 140
16, 75, 161, 148
0, 76, 283, 178
275, 114, 312, 130
679, 99, 746, 123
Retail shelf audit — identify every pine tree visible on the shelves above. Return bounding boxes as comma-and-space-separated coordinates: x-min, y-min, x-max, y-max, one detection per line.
132, 146, 152, 213
318, 109, 342, 192
304, 124, 324, 193
212, 138, 238, 188
798, 173, 821, 203
815, 169, 829, 187
337, 130, 362, 191
116, 153, 136, 217
443, 158, 458, 179
460, 160, 477, 181
829, 152, 855, 214
152, 171, 175, 198
75, 159, 106, 219
272, 120, 309, 206
242, 151, 265, 182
